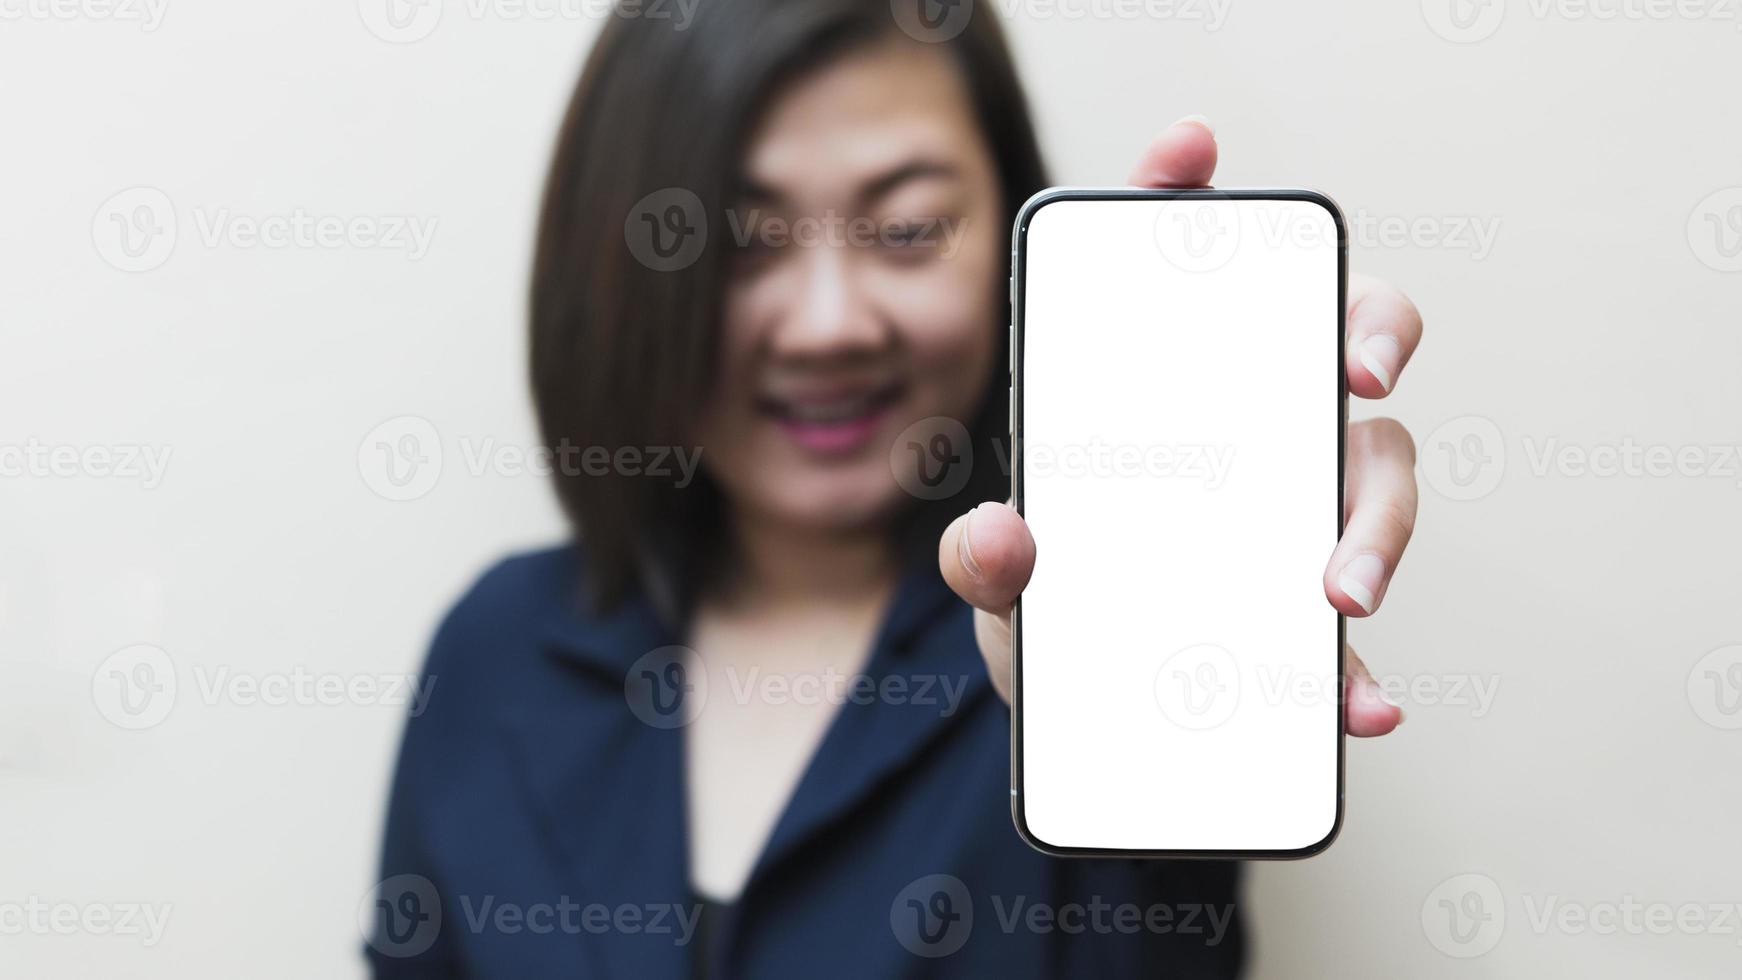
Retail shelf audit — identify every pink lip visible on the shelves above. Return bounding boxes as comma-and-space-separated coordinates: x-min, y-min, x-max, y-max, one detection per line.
772, 404, 893, 455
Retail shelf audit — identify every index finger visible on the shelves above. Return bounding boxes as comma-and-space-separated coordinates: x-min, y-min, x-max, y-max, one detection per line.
1127, 116, 1219, 188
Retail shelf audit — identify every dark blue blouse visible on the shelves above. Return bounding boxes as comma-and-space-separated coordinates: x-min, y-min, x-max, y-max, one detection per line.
368, 545, 1244, 978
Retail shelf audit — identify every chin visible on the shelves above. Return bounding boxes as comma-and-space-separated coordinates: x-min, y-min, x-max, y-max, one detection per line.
754, 467, 907, 533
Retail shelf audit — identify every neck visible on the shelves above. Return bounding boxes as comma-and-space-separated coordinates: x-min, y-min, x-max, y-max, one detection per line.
718, 509, 899, 609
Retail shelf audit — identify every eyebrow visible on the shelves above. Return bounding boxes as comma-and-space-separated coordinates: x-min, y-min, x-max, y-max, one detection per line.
737, 158, 962, 208
860, 159, 960, 204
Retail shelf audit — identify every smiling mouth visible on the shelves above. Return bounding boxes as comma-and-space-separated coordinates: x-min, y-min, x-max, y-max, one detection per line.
758, 382, 906, 454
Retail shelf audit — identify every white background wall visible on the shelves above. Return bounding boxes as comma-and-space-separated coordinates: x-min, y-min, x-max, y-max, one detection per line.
4, 1, 1740, 976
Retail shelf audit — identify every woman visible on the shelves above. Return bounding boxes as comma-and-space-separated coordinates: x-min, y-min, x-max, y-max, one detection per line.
369, 0, 1420, 975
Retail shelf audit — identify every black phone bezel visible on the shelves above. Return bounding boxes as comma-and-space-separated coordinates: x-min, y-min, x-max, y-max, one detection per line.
1007, 187, 1350, 861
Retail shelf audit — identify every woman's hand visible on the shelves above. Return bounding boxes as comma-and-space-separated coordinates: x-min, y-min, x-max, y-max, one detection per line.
938, 116, 1419, 738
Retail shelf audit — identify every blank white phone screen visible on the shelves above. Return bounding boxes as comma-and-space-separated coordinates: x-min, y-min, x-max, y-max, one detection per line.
1016, 195, 1342, 854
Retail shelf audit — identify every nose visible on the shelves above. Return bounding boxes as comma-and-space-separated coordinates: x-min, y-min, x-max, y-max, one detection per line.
765, 242, 886, 361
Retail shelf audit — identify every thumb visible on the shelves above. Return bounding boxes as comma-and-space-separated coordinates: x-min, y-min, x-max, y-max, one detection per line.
940, 501, 1036, 705
938, 501, 1036, 614
1127, 115, 1219, 188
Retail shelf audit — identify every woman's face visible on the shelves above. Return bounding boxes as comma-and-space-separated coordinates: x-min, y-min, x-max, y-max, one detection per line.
694, 37, 1004, 535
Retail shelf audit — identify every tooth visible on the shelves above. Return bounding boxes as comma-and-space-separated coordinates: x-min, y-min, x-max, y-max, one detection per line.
791, 396, 871, 423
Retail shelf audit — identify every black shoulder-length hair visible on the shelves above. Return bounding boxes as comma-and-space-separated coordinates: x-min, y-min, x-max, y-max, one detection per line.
530, 0, 1048, 611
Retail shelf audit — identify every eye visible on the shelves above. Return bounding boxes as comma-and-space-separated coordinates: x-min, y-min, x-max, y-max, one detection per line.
734, 233, 778, 256
877, 218, 943, 266
884, 221, 926, 246
729, 217, 786, 275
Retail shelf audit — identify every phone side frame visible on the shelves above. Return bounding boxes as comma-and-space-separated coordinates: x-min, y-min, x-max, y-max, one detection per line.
1006, 186, 1350, 860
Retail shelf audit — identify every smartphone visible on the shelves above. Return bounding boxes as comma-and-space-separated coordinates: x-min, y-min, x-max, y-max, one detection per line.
1009, 188, 1346, 858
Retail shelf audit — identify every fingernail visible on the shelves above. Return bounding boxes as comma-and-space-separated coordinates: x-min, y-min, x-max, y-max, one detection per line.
1358, 334, 1401, 393
959, 505, 986, 583
1337, 553, 1386, 614
1353, 674, 1404, 725
1368, 676, 1403, 712
1174, 114, 1215, 137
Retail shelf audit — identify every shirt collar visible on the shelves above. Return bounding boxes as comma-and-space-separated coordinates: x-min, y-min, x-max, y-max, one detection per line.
542, 548, 964, 677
